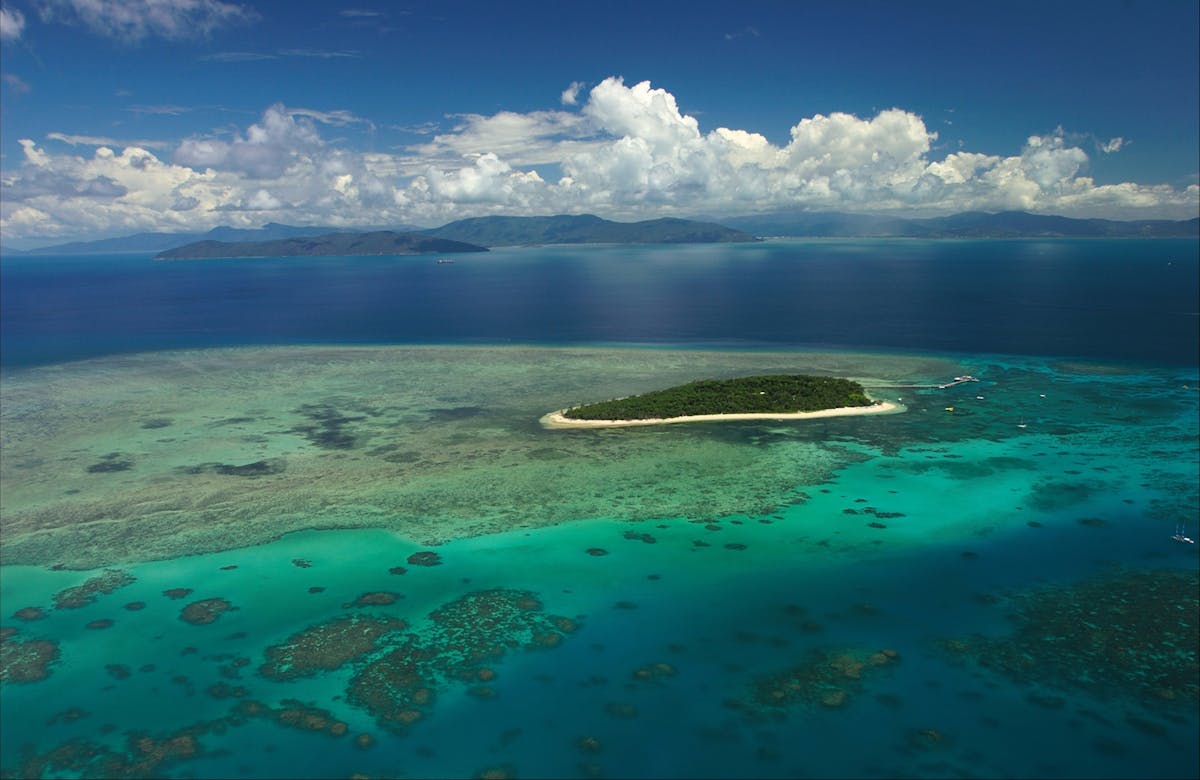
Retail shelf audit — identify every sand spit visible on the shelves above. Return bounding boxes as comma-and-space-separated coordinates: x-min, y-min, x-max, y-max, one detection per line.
541, 401, 904, 429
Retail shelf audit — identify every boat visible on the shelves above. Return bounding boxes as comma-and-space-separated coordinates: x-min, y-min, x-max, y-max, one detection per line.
436, 258, 455, 264
1172, 524, 1195, 544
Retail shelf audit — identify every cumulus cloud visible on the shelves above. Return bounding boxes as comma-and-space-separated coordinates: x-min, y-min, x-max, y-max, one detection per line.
0, 5, 25, 40
2, 77, 1197, 242
1100, 137, 1125, 154
37, 0, 257, 42
174, 104, 324, 179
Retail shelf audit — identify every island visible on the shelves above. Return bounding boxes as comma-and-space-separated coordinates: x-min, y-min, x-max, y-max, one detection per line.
541, 374, 903, 428
422, 214, 759, 246
155, 231, 488, 260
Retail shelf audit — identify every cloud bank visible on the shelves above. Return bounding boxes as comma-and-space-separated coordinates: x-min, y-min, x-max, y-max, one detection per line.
2, 77, 1197, 241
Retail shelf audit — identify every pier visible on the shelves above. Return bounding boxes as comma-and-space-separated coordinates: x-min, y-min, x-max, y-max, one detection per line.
937, 375, 979, 389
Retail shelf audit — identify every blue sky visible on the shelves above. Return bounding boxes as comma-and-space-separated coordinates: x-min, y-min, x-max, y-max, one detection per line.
1, 0, 1197, 247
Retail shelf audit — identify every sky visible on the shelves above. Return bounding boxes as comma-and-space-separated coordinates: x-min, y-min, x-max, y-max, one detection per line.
1, 0, 1197, 248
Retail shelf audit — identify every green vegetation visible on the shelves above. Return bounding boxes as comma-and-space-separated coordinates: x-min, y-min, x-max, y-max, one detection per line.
156, 231, 487, 259
562, 374, 873, 420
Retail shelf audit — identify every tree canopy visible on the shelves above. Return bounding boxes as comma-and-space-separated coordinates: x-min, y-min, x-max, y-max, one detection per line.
562, 374, 873, 420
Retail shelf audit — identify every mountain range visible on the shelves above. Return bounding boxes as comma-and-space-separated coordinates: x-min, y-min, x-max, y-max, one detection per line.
718, 210, 1200, 238
11, 211, 1198, 256
421, 214, 757, 246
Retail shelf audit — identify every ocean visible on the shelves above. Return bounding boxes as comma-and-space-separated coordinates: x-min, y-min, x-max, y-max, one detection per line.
1, 238, 1197, 779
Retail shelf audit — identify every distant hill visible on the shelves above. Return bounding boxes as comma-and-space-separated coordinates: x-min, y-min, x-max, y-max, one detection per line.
422, 214, 759, 245
156, 231, 488, 259
20, 222, 422, 255
13, 211, 1197, 256
719, 210, 1200, 238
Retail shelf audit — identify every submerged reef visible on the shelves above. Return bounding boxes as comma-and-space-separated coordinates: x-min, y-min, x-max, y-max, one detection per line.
729, 646, 900, 718
345, 588, 579, 733
940, 568, 1198, 705
179, 598, 235, 625
52, 570, 136, 609
2, 346, 947, 569
260, 615, 407, 681
0, 631, 62, 683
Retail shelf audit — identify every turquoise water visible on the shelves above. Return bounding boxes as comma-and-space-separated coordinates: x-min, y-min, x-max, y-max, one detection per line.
1, 241, 1198, 779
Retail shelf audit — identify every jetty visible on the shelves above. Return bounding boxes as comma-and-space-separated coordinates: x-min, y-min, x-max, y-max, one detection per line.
938, 375, 979, 389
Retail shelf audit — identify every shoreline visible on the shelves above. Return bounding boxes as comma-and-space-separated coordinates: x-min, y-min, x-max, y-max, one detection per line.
540, 400, 905, 429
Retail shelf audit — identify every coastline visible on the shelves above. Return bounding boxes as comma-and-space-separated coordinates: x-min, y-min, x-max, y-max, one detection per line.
540, 400, 904, 429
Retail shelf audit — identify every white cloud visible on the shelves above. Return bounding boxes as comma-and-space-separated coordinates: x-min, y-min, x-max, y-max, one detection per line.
37, 0, 257, 42
47, 132, 169, 150
408, 110, 597, 170
1100, 137, 1125, 154
2, 77, 1197, 242
560, 81, 585, 106
175, 104, 324, 179
0, 5, 25, 40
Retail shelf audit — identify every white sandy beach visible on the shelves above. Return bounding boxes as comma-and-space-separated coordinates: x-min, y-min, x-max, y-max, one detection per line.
540, 400, 904, 429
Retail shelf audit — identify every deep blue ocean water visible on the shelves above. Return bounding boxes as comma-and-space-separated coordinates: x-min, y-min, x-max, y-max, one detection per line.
1, 238, 1198, 780
3, 238, 1197, 369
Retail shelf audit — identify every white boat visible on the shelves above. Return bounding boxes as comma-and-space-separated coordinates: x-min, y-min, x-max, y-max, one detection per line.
1173, 524, 1195, 544
436, 258, 455, 264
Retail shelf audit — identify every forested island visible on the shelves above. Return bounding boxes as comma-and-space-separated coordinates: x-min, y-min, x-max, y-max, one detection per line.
560, 375, 876, 421
156, 231, 487, 259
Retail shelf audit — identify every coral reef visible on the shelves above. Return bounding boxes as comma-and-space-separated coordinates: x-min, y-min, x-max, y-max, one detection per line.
347, 638, 437, 732
179, 598, 235, 625
13, 607, 46, 621
346, 592, 402, 608
731, 646, 900, 717
260, 615, 406, 681
52, 570, 136, 609
346, 589, 578, 733
940, 568, 1199, 705
406, 551, 442, 567
0, 632, 61, 683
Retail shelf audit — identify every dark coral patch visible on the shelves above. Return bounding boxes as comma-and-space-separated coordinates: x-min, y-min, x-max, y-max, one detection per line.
0, 634, 61, 683
54, 570, 136, 609
179, 598, 234, 626
939, 569, 1198, 705
260, 615, 406, 681
86, 453, 133, 473
163, 588, 193, 600
124, 602, 146, 611
407, 551, 442, 567
345, 592, 402, 608
13, 607, 46, 622
389, 566, 408, 575
105, 664, 131, 680
586, 548, 608, 557
85, 619, 114, 630
290, 403, 368, 450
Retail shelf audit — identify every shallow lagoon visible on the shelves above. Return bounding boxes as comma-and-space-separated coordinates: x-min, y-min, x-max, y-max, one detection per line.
2, 344, 1197, 779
